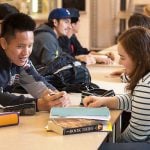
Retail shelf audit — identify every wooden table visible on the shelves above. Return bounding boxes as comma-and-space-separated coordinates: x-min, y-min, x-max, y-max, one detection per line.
0, 92, 122, 150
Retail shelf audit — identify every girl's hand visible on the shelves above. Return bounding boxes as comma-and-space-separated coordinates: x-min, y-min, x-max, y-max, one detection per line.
83, 96, 104, 107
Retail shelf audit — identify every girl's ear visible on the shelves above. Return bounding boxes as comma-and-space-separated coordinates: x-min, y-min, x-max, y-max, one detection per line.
0, 37, 7, 50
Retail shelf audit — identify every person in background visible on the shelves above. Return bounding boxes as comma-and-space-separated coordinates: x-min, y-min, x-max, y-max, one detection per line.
0, 3, 19, 34
83, 27, 150, 143
144, 4, 150, 16
30, 8, 71, 67
0, 13, 70, 113
0, 3, 19, 19
58, 8, 114, 65
128, 13, 150, 29
111, 13, 150, 80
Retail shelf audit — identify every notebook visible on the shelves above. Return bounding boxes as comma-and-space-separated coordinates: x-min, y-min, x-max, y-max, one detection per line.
50, 107, 110, 121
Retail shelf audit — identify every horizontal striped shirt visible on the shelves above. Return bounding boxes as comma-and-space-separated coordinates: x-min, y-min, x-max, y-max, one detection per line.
116, 72, 150, 142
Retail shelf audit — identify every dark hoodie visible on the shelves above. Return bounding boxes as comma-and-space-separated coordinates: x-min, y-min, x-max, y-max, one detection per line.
30, 24, 63, 67
0, 47, 55, 107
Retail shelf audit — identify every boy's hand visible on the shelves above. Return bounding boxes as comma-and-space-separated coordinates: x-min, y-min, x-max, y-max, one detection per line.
37, 90, 70, 111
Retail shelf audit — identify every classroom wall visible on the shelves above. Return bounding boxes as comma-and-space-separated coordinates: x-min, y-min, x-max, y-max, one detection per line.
2, 0, 149, 50
72, 0, 150, 50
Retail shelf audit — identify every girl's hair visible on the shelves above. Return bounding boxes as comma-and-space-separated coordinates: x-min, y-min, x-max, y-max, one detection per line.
118, 27, 150, 93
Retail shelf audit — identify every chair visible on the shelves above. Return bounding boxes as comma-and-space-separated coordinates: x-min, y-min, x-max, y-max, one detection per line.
99, 142, 150, 150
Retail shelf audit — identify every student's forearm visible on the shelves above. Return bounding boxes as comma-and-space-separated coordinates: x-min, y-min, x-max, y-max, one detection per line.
103, 96, 118, 109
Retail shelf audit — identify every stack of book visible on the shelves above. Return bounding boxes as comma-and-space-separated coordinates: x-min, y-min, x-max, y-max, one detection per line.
47, 107, 112, 135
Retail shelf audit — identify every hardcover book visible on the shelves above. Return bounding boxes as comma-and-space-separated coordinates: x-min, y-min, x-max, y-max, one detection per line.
0, 112, 19, 127
47, 118, 112, 135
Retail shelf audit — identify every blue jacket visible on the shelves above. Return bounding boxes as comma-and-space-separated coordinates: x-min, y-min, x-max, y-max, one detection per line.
0, 47, 55, 107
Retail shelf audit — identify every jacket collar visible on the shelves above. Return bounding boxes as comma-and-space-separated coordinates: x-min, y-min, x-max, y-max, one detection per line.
0, 46, 12, 68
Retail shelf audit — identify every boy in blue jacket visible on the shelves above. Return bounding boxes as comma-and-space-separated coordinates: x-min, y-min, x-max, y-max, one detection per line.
0, 13, 70, 114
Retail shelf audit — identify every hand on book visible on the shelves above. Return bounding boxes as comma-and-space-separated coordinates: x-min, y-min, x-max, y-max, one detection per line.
37, 90, 70, 111
83, 95, 118, 109
83, 95, 105, 107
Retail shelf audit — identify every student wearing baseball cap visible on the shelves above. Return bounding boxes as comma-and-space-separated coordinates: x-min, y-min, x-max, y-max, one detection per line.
30, 8, 71, 66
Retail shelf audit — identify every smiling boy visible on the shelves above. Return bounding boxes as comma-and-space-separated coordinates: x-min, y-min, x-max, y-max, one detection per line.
0, 13, 70, 114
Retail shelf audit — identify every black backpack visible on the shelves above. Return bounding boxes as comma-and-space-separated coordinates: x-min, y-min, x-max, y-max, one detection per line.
38, 52, 99, 92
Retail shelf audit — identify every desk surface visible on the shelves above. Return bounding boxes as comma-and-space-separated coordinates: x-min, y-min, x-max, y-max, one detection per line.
0, 93, 122, 150
0, 110, 121, 150
0, 45, 124, 150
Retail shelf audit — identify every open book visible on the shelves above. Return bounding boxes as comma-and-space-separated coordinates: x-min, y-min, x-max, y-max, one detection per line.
50, 107, 110, 121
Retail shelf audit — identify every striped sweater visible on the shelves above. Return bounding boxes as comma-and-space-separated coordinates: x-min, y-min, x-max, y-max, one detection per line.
116, 72, 150, 142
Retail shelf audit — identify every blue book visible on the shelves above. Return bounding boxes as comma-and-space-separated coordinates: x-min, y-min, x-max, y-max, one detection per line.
50, 107, 110, 121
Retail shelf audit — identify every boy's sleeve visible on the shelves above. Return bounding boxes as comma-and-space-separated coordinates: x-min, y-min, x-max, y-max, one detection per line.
71, 35, 90, 55
19, 60, 56, 99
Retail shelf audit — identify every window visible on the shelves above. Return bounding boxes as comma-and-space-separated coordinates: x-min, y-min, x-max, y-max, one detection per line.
62, 0, 85, 11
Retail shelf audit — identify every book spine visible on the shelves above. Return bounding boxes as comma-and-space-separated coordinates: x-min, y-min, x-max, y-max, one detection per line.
63, 124, 102, 135
0, 112, 19, 127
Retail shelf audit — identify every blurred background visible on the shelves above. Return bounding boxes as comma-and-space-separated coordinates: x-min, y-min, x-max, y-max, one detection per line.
0, 0, 149, 50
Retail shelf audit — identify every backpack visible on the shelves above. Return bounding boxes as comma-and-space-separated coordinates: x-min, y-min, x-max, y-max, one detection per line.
37, 52, 99, 93
81, 88, 115, 105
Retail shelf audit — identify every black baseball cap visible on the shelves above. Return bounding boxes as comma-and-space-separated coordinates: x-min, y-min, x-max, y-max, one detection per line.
68, 8, 80, 18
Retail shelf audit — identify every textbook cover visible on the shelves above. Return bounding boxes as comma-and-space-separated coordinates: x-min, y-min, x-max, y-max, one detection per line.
50, 107, 110, 121
0, 112, 19, 127
47, 118, 112, 135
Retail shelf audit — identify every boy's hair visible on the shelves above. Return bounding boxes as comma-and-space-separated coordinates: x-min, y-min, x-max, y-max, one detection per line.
1, 13, 36, 41
71, 17, 79, 24
68, 8, 80, 24
118, 27, 150, 93
46, 19, 60, 28
128, 13, 150, 29
0, 3, 19, 20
